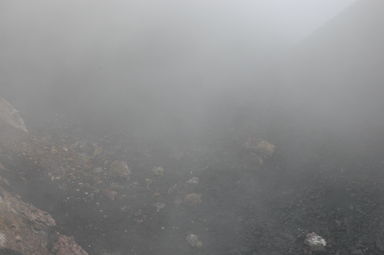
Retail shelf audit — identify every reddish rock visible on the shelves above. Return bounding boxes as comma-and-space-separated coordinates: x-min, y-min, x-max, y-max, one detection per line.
52, 235, 88, 255
0, 186, 88, 255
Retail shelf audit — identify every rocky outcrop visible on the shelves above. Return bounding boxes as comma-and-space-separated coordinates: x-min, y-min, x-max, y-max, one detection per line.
0, 97, 28, 134
0, 97, 88, 255
0, 182, 87, 255
0, 97, 29, 154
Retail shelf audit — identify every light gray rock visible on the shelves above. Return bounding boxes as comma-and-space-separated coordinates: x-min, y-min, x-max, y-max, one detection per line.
0, 97, 28, 133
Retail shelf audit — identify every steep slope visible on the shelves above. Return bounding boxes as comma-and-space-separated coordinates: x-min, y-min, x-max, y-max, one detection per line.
0, 98, 88, 255
276, 0, 384, 137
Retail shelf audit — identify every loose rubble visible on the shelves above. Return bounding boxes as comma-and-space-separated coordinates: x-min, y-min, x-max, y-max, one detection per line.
109, 160, 131, 178
186, 234, 203, 248
184, 193, 202, 206
2, 96, 384, 255
186, 176, 199, 185
255, 140, 276, 158
152, 166, 165, 176
304, 232, 327, 252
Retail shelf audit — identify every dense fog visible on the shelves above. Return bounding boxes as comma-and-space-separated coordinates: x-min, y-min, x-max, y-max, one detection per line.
4, 1, 384, 255
1, 0, 356, 142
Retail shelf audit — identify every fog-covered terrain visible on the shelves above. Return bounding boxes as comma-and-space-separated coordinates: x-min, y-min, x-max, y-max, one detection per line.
4, 0, 384, 255
0, 0, 355, 142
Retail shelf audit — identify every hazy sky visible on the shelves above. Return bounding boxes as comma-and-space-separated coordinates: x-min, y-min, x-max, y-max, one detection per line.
0, 0, 358, 122
1, 0, 358, 48
139, 0, 358, 41
243, 0, 358, 42
101, 0, 359, 53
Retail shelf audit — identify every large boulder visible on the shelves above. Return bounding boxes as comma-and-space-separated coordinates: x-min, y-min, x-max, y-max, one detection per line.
0, 184, 88, 255
0, 97, 29, 153
0, 97, 28, 134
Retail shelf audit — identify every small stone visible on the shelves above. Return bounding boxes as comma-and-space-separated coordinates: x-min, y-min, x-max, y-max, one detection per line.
15, 235, 22, 242
110, 160, 131, 178
304, 232, 327, 252
186, 233, 203, 248
184, 193, 202, 206
0, 232, 7, 247
103, 189, 118, 200
186, 177, 199, 185
153, 202, 166, 212
152, 166, 165, 176
256, 140, 275, 157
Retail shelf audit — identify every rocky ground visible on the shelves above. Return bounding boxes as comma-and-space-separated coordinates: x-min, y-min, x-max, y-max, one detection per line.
2, 96, 384, 255
0, 97, 88, 255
